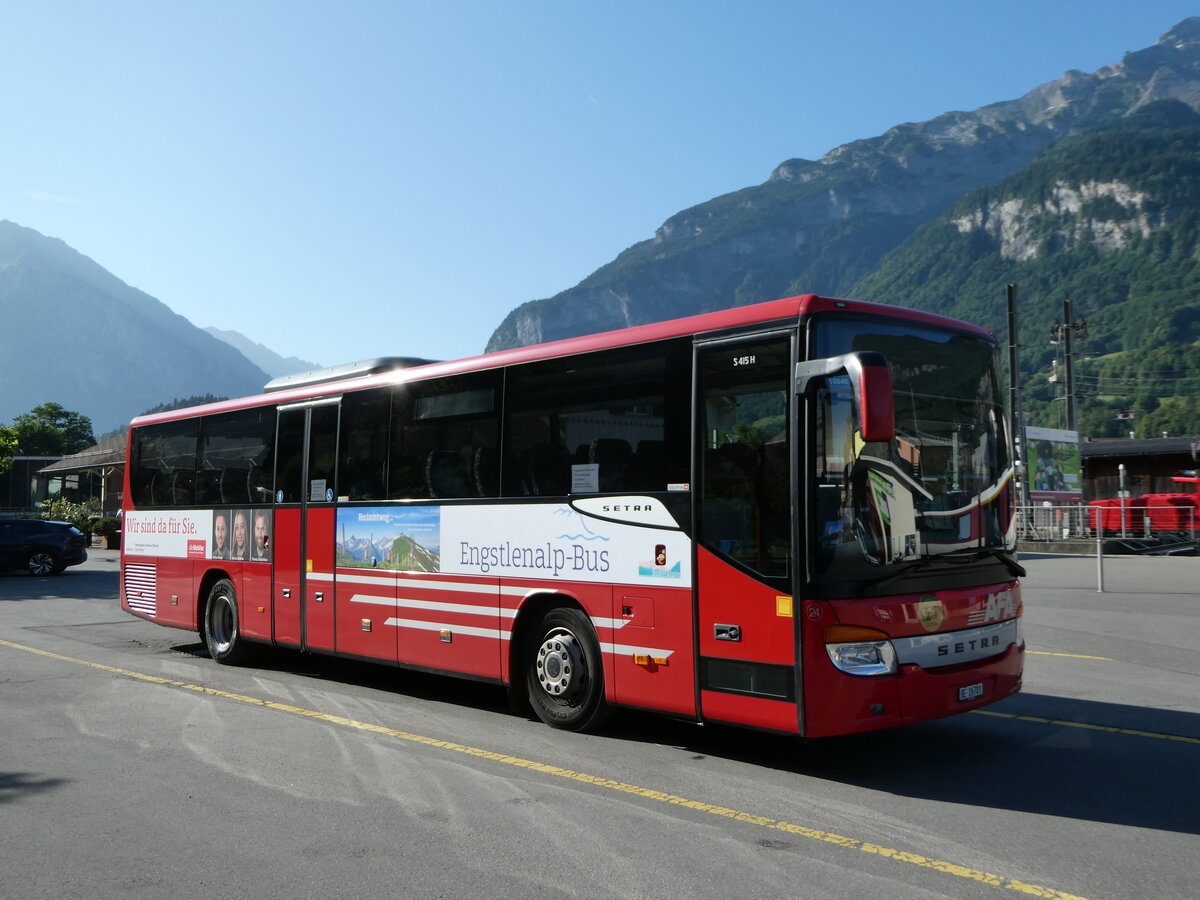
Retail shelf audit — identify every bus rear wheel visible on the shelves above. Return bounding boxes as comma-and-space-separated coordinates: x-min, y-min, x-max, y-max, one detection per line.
203, 579, 254, 665
525, 606, 611, 732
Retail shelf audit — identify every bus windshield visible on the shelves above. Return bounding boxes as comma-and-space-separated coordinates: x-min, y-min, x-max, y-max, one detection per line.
810, 317, 1014, 579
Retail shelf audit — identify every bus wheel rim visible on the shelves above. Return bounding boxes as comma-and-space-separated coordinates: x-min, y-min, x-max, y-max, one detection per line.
535, 630, 581, 701
210, 595, 234, 652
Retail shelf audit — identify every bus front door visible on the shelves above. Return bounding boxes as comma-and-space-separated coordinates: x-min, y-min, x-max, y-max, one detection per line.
273, 401, 340, 652
694, 334, 799, 733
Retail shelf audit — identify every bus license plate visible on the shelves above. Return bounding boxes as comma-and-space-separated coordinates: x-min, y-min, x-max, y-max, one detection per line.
958, 682, 984, 702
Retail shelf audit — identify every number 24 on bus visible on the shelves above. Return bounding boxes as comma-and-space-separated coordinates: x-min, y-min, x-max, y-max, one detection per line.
121, 294, 1024, 737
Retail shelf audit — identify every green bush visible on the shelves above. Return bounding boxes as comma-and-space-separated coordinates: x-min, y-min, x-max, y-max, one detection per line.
91, 516, 121, 537
39, 497, 100, 531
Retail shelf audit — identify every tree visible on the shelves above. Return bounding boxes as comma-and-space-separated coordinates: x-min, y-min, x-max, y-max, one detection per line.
12, 402, 95, 456
0, 424, 17, 475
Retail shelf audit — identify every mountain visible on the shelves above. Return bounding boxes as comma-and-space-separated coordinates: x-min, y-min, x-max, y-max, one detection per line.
205, 326, 320, 379
336, 533, 440, 571
851, 101, 1200, 436
0, 221, 270, 433
484, 18, 1200, 435
390, 534, 440, 571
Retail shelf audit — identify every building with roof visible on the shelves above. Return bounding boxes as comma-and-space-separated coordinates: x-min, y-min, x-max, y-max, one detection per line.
37, 433, 126, 515
1, 455, 61, 513
1080, 435, 1200, 501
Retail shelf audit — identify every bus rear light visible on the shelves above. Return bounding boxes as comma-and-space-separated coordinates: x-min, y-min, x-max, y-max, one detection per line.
824, 625, 897, 676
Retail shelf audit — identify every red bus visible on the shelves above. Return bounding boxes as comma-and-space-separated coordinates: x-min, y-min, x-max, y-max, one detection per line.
119, 294, 1023, 737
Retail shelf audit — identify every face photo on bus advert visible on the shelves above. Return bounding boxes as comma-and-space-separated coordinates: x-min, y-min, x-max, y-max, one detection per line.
211, 512, 229, 559
231, 509, 250, 560
252, 510, 271, 562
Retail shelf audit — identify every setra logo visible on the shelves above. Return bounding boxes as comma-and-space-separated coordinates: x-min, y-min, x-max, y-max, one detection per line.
916, 596, 945, 632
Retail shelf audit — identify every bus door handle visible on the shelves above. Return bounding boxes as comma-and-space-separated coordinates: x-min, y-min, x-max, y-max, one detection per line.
282, 588, 291, 599
314, 592, 324, 603
715, 624, 741, 642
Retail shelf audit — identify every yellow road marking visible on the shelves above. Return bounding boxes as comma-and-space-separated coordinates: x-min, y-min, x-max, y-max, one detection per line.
1, 637, 1086, 899
1028, 650, 1111, 661
970, 708, 1200, 744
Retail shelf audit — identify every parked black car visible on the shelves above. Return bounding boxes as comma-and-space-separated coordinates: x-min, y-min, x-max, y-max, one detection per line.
0, 519, 89, 575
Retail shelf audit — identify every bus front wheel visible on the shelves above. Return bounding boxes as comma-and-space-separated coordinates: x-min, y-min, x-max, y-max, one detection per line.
203, 579, 254, 665
525, 606, 611, 732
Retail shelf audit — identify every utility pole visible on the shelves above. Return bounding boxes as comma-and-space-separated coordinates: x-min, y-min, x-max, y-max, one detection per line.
1063, 298, 1076, 432
1050, 298, 1086, 433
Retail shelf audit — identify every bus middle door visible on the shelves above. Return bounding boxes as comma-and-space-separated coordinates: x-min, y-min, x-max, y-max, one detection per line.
274, 400, 339, 652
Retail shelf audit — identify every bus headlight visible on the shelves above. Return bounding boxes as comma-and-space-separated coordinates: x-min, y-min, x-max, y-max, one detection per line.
824, 626, 897, 676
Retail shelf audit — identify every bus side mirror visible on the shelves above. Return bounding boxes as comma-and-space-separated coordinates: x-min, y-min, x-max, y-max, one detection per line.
796, 351, 895, 443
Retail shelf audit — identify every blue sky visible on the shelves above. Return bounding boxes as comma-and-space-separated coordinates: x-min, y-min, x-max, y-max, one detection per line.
1, 2, 1195, 369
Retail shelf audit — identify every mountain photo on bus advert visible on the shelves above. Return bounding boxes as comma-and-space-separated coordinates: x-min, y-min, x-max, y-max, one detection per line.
336, 507, 441, 572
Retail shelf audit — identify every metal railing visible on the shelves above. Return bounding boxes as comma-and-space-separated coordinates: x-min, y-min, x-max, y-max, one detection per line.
1018, 504, 1092, 542
1018, 503, 1197, 542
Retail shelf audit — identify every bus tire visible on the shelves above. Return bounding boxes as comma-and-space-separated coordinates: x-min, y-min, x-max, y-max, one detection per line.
203, 578, 254, 665
525, 606, 611, 732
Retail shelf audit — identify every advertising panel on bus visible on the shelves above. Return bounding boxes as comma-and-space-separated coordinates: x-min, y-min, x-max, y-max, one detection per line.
334, 499, 692, 587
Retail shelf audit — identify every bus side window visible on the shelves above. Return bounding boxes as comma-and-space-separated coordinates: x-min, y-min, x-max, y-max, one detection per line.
503, 339, 688, 496
130, 419, 199, 508
473, 446, 501, 497
306, 404, 339, 499
391, 372, 499, 501
194, 468, 221, 504
194, 407, 277, 507
389, 453, 425, 500
427, 449, 473, 498
339, 387, 391, 501
698, 336, 791, 579
524, 443, 570, 496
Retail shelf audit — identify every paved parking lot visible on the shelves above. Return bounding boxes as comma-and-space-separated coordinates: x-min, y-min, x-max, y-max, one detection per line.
1, 547, 1196, 899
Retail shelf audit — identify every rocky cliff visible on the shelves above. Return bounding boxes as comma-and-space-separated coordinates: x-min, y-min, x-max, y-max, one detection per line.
486, 18, 1200, 352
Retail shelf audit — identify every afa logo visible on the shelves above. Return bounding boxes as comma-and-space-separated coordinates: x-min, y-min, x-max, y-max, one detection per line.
967, 589, 1019, 626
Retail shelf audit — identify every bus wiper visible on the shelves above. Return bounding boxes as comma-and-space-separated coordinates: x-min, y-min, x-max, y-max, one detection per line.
855, 548, 1024, 595
854, 559, 935, 594
971, 548, 1026, 578
936, 547, 1026, 578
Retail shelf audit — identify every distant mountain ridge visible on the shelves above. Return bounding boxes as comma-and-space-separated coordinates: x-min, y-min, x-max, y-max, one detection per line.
0, 220, 270, 432
483, 17, 1200, 435
488, 18, 1200, 350
7, 19, 1200, 439
205, 326, 320, 379
850, 102, 1200, 436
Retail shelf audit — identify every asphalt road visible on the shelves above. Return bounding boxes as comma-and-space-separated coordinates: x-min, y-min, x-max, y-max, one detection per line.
1, 549, 1196, 900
